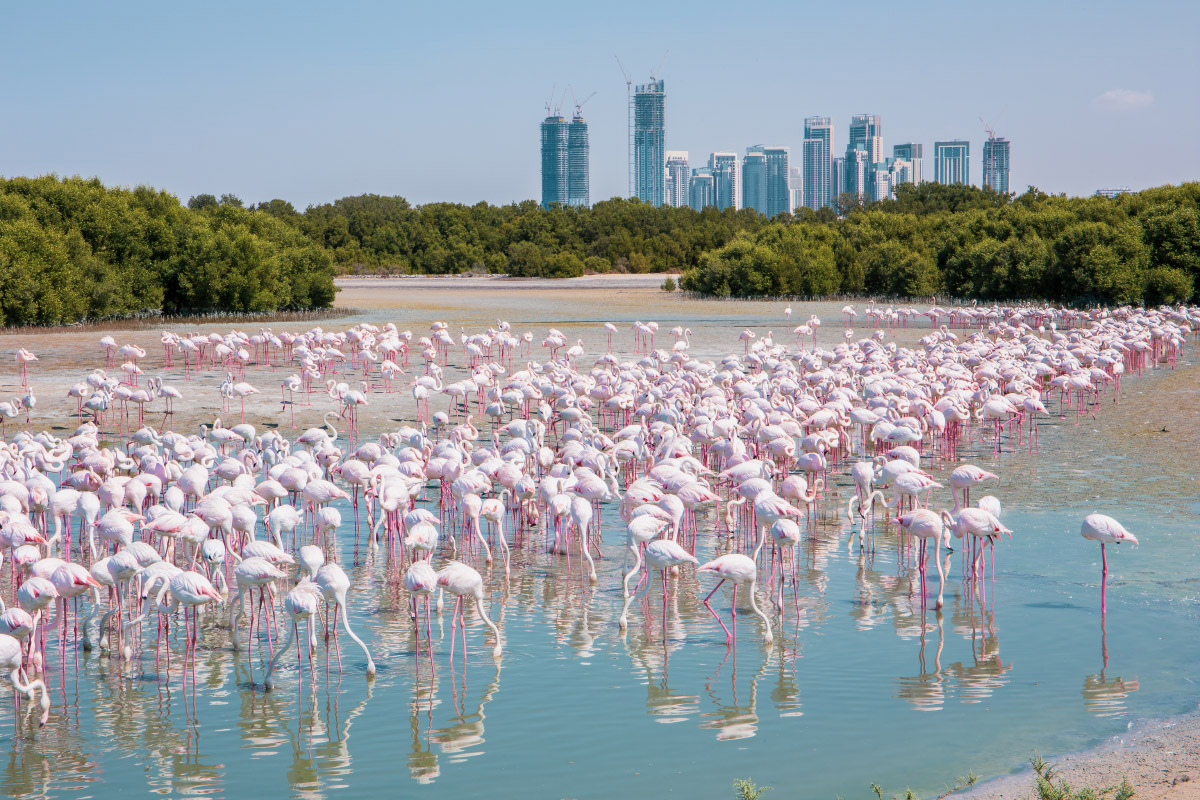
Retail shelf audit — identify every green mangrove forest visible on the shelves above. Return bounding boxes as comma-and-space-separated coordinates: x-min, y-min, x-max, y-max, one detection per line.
1, 175, 1197, 326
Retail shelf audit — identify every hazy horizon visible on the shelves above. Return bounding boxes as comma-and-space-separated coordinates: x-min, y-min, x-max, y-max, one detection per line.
2, 0, 1197, 209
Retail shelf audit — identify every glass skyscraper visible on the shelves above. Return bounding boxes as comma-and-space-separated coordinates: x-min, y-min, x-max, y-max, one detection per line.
688, 168, 715, 211
567, 114, 589, 207
762, 146, 790, 217
934, 140, 971, 185
893, 143, 923, 184
665, 151, 690, 208
540, 115, 568, 209
830, 156, 845, 201
843, 148, 870, 200
982, 137, 1010, 195
709, 152, 740, 211
742, 148, 767, 214
634, 79, 666, 206
803, 116, 833, 210
848, 114, 882, 164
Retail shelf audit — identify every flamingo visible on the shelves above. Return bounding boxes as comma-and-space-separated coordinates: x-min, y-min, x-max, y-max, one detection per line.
227, 374, 260, 422
263, 582, 322, 690
404, 560, 439, 653
697, 553, 773, 646
155, 571, 223, 708
314, 562, 377, 676
895, 509, 947, 609
0, 633, 50, 725
1080, 514, 1138, 616
436, 561, 502, 659
15, 348, 37, 389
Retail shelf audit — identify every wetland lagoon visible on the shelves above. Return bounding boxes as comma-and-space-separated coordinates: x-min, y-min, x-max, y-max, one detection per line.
1, 275, 1198, 800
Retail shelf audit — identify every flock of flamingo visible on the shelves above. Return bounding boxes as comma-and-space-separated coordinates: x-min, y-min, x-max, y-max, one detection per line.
0, 300, 1190, 730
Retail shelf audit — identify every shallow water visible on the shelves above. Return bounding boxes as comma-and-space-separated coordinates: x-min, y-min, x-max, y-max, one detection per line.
1, 281, 1198, 799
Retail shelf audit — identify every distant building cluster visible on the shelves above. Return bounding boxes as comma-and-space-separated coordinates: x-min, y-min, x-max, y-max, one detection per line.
540, 105, 590, 209
540, 77, 1013, 213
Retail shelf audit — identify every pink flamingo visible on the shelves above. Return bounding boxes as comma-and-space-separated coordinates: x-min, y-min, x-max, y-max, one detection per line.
697, 553, 773, 646
895, 509, 947, 609
436, 561, 502, 659
1080, 514, 1138, 615
15, 348, 37, 390
0, 633, 50, 725
264, 582, 322, 690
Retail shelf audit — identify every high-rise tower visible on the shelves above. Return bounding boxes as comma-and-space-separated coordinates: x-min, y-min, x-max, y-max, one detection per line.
567, 113, 590, 207
934, 140, 971, 185
762, 146, 790, 217
540, 115, 568, 208
803, 116, 833, 210
744, 145, 790, 217
709, 152, 740, 211
848, 114, 882, 163
634, 79, 666, 206
665, 151, 690, 208
688, 168, 716, 211
893, 143, 923, 184
982, 136, 1010, 195
742, 147, 767, 214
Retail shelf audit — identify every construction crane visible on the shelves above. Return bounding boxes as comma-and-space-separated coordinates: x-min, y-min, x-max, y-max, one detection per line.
572, 90, 596, 120
979, 116, 996, 140
545, 82, 558, 118
615, 56, 633, 197
650, 50, 669, 82
980, 106, 1007, 140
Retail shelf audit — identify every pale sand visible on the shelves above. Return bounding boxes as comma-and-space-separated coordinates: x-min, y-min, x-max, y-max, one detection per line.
950, 707, 1200, 799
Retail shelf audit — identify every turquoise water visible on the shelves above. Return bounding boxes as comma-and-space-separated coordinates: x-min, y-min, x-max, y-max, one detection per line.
1, 290, 1197, 799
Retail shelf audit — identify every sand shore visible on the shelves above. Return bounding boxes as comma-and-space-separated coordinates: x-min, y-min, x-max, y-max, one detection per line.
950, 706, 1200, 799
336, 273, 668, 291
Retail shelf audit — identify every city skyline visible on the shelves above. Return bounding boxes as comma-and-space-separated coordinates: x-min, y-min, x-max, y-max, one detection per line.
2, 2, 1196, 208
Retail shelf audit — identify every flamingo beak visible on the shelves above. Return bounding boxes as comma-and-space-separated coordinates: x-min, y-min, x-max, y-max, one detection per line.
1122, 533, 1139, 546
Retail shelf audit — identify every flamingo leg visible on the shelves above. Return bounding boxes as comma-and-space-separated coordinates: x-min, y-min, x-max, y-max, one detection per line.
702, 579, 732, 644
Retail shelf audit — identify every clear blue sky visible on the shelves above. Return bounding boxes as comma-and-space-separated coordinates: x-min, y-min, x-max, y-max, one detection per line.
2, 0, 1197, 208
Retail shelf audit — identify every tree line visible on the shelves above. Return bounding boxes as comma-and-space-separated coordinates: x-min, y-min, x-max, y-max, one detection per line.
680, 183, 1200, 306
255, 193, 768, 278
0, 176, 336, 326
2, 175, 1197, 326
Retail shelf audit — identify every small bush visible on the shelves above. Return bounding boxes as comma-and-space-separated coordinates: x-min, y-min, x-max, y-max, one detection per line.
1030, 752, 1135, 800
732, 778, 771, 800
661, 276, 677, 292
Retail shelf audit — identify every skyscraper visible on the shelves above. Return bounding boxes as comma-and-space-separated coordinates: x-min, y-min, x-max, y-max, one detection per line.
709, 152, 740, 211
762, 146, 790, 217
830, 156, 845, 201
869, 162, 891, 202
540, 115, 568, 209
634, 79, 666, 206
848, 114, 882, 163
893, 143, 923, 184
742, 148, 767, 214
885, 157, 914, 198
567, 113, 589, 207
803, 116, 833, 210
934, 140, 971, 185
665, 151, 690, 208
688, 168, 716, 211
982, 136, 1010, 195
789, 167, 803, 213
844, 148, 870, 200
